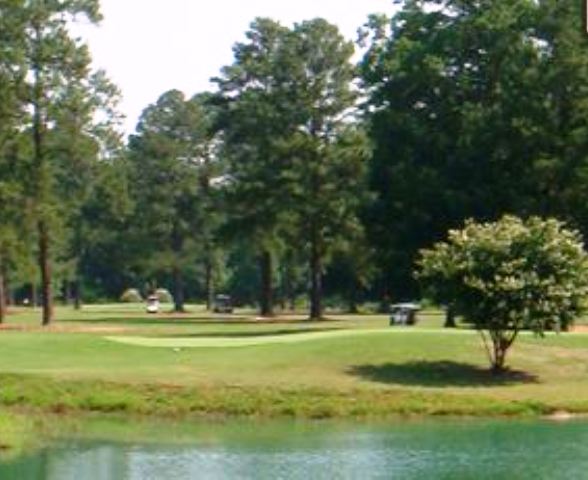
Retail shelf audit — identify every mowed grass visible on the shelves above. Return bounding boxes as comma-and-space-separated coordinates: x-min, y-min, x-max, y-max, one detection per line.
2, 304, 588, 418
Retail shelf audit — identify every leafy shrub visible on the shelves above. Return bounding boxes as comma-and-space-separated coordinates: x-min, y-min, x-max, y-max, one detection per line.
417, 215, 588, 372
119, 288, 143, 303
155, 288, 173, 303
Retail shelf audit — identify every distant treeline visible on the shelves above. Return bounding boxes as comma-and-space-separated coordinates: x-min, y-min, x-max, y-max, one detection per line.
0, 0, 586, 322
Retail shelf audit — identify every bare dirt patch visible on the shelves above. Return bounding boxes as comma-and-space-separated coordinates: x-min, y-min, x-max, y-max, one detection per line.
0, 324, 130, 334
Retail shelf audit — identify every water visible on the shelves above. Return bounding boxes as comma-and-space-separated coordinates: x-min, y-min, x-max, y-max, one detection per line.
2, 418, 588, 479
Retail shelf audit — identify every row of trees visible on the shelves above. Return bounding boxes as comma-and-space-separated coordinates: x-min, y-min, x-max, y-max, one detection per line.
1, 0, 588, 324
124, 18, 370, 319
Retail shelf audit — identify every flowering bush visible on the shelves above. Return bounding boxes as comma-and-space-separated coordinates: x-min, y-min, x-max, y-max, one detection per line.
416, 215, 588, 372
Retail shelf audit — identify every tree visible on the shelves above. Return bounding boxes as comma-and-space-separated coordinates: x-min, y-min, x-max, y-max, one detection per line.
189, 93, 224, 311
529, 1, 588, 229
324, 235, 375, 314
359, 1, 551, 299
213, 18, 296, 317
74, 156, 134, 302
51, 70, 123, 309
417, 215, 588, 373
0, 147, 25, 322
0, 5, 28, 321
284, 19, 370, 320
8, 0, 103, 324
128, 90, 217, 312
215, 18, 369, 319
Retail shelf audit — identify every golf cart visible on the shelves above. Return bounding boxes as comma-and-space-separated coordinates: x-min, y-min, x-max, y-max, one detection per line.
389, 303, 420, 326
213, 294, 233, 313
146, 294, 160, 314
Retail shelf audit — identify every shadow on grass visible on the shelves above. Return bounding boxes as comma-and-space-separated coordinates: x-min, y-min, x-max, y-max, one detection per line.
159, 327, 341, 338
348, 361, 538, 387
60, 315, 344, 327
60, 316, 272, 326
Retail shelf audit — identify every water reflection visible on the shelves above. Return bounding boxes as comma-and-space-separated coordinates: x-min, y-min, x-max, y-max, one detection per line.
3, 419, 588, 479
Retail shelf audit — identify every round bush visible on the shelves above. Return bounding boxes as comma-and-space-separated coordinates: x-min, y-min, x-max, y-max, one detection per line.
417, 215, 588, 372
120, 288, 143, 303
155, 288, 173, 303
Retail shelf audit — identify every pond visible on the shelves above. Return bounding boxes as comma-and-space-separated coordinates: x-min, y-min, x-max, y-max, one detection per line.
2, 417, 588, 479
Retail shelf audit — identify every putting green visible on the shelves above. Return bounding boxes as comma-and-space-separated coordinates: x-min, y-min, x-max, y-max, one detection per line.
106, 328, 475, 348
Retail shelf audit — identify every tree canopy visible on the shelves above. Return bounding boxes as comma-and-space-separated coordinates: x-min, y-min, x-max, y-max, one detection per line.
359, 0, 588, 299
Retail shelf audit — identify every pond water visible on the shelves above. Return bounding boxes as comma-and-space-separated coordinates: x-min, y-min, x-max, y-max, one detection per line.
2, 417, 588, 479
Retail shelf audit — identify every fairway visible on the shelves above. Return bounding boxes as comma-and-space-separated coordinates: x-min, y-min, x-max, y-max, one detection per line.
2, 304, 588, 418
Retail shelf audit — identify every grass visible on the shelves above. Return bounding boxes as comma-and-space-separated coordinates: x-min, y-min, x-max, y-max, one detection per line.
1, 303, 588, 422
0, 413, 58, 457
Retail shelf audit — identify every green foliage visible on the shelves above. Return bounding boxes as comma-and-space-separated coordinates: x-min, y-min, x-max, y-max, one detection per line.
214, 18, 297, 316
0, 0, 121, 323
417, 215, 588, 371
4, 2, 588, 322
360, 0, 588, 299
215, 17, 369, 318
127, 89, 220, 311
283, 20, 370, 319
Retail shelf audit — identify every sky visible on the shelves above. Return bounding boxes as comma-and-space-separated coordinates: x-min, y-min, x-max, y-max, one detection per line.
72, 0, 396, 135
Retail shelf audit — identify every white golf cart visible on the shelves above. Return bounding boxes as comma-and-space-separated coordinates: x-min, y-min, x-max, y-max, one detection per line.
146, 294, 160, 314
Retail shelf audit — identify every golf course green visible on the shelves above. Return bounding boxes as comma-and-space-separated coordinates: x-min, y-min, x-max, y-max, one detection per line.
1, 303, 588, 431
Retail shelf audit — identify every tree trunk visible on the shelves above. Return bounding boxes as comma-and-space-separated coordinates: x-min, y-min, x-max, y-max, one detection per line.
3, 270, 13, 307
7, 285, 14, 307
489, 330, 516, 374
33, 26, 52, 326
31, 282, 38, 308
259, 249, 273, 317
347, 281, 359, 314
444, 304, 456, 328
63, 280, 70, 306
378, 287, 390, 314
309, 238, 322, 320
283, 262, 296, 312
38, 219, 53, 326
0, 261, 5, 324
173, 265, 185, 313
205, 257, 214, 311
73, 278, 82, 310
491, 343, 507, 374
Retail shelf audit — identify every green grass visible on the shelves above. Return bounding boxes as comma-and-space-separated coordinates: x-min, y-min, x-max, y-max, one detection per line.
1, 304, 588, 419
0, 413, 51, 457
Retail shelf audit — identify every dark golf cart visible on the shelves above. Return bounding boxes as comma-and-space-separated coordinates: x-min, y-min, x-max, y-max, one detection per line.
213, 294, 233, 313
389, 303, 420, 326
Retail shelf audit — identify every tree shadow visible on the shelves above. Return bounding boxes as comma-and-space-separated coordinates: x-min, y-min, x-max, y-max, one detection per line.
161, 328, 341, 338
60, 314, 344, 327
60, 316, 272, 326
348, 361, 538, 387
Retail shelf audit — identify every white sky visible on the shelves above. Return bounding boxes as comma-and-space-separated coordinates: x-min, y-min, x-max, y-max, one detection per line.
72, 0, 396, 135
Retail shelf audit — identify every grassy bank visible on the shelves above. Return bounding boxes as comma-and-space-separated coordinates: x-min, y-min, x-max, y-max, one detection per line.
0, 413, 51, 456
0, 373, 573, 420
1, 305, 588, 421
